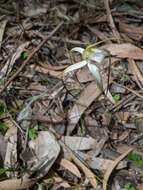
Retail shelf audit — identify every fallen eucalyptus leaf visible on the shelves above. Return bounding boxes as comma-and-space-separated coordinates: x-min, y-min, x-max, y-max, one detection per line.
61, 136, 98, 150
27, 131, 60, 178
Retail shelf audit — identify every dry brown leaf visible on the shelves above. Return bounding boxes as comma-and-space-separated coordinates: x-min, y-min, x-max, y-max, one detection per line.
44, 176, 71, 188
90, 158, 127, 171
71, 151, 98, 188
119, 22, 143, 41
0, 178, 36, 190
59, 158, 81, 178
103, 148, 133, 190
138, 183, 143, 190
76, 68, 94, 83
52, 176, 71, 188
60, 140, 98, 189
75, 151, 127, 171
118, 131, 130, 142
116, 144, 132, 154
27, 131, 60, 178
102, 43, 143, 60
61, 136, 98, 151
32, 65, 62, 79
67, 81, 101, 134
39, 62, 68, 71
43, 170, 71, 188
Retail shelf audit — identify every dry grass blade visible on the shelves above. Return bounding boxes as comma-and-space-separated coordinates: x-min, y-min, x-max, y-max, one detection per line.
0, 19, 7, 50
103, 148, 133, 190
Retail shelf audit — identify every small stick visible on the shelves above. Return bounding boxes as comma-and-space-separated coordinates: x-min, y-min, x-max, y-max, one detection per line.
130, 132, 143, 144
103, 0, 121, 43
0, 21, 64, 95
112, 81, 143, 99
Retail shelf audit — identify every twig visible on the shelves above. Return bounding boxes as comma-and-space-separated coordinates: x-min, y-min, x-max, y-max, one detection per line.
0, 21, 64, 95
103, 0, 121, 43
112, 81, 143, 99
110, 94, 135, 112
128, 59, 143, 90
130, 132, 143, 144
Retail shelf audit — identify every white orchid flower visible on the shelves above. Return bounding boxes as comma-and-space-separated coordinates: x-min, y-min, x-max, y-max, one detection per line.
63, 45, 115, 104
64, 46, 108, 90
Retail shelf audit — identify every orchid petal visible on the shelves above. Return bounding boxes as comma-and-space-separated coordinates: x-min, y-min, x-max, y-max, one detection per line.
89, 49, 108, 63
88, 62, 103, 89
104, 88, 116, 104
71, 47, 84, 54
64, 60, 87, 75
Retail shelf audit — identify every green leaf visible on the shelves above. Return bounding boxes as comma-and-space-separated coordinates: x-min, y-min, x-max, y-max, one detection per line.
113, 94, 121, 102
0, 167, 16, 175
28, 128, 38, 140
21, 51, 28, 60
0, 122, 8, 132
128, 151, 143, 167
0, 168, 7, 175
123, 183, 136, 190
0, 101, 6, 115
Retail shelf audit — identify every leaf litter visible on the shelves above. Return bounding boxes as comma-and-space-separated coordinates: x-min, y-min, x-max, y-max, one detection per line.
0, 0, 143, 189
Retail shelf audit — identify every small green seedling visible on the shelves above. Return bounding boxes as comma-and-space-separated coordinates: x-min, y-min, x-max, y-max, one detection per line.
128, 151, 143, 168
123, 183, 136, 190
28, 128, 38, 140
20, 51, 28, 60
0, 167, 16, 175
0, 122, 8, 132
0, 101, 6, 115
113, 94, 121, 102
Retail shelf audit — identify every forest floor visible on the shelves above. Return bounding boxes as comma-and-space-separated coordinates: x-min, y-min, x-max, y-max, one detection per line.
0, 0, 143, 189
